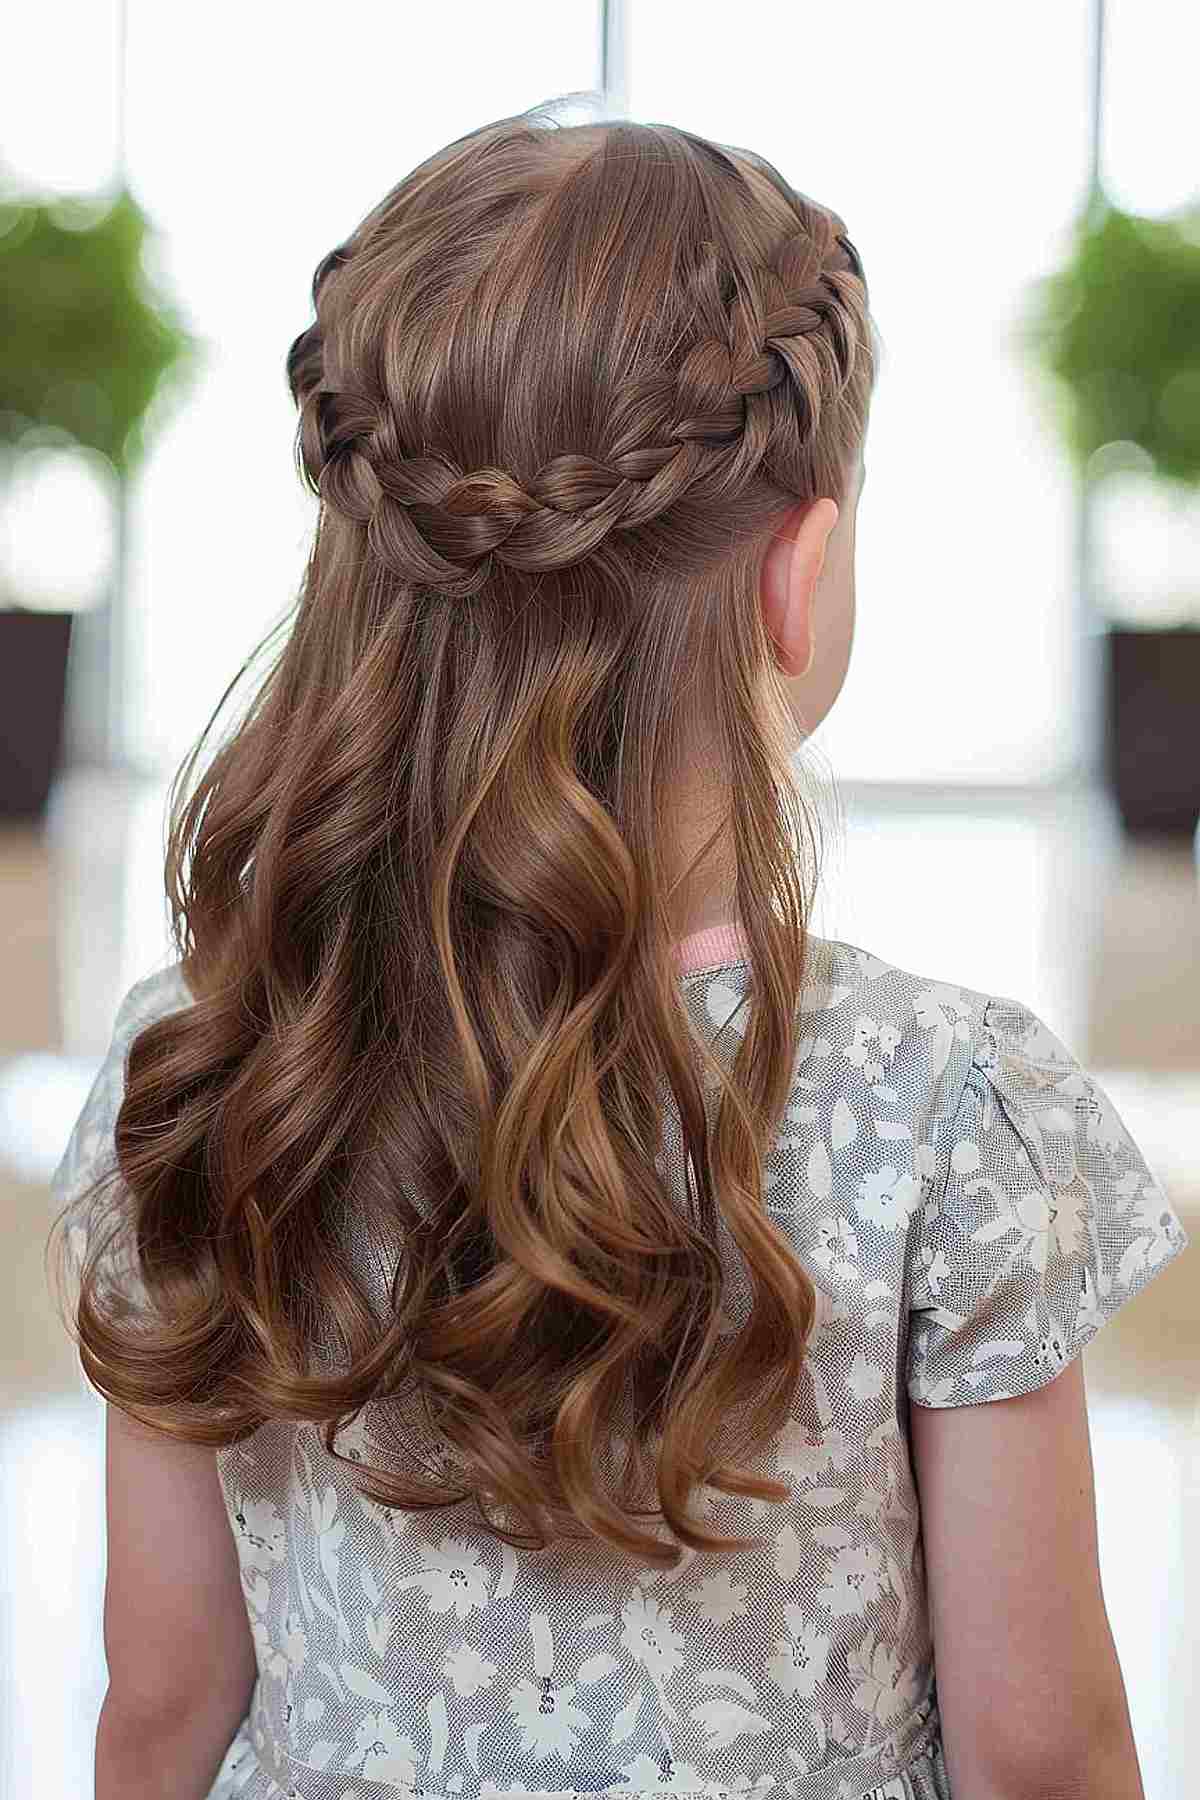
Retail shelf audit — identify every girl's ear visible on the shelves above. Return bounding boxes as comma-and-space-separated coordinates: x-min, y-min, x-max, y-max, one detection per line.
759, 499, 838, 677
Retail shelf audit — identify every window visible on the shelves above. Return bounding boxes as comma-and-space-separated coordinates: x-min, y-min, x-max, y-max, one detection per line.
18, 2, 1111, 786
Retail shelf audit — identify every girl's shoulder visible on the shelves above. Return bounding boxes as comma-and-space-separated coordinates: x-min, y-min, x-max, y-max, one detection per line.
682, 930, 1001, 1126
51, 961, 194, 1208
113, 959, 195, 1030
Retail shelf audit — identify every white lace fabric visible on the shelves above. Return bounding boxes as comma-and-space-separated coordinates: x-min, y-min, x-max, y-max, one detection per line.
52, 934, 1189, 1800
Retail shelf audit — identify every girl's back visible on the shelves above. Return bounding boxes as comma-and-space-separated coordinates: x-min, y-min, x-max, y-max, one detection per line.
50, 104, 1188, 1800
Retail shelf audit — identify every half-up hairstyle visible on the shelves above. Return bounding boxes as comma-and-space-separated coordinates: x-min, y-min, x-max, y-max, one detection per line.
53, 100, 876, 1566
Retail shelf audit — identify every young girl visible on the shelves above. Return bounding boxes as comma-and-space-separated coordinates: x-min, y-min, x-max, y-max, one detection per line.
51, 102, 1189, 1800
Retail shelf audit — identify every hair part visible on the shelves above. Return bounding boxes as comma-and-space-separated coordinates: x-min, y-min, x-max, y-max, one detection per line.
52, 99, 876, 1564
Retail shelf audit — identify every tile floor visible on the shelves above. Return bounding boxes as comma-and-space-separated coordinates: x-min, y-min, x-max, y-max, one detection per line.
1, 768, 1197, 1798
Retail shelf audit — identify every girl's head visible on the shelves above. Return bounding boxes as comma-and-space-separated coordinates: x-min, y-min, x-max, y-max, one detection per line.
61, 101, 877, 1565
288, 102, 873, 936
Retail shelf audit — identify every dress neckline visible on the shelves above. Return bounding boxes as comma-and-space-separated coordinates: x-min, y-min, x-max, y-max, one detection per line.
673, 920, 751, 973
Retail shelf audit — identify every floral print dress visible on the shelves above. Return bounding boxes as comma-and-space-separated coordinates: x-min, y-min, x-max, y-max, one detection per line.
52, 924, 1189, 1800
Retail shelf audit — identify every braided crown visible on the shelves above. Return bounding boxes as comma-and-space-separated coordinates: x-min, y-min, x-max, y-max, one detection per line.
296, 228, 864, 600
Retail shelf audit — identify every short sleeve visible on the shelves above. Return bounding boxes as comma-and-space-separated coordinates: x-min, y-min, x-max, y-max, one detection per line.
905, 993, 1190, 1408
50, 964, 193, 1321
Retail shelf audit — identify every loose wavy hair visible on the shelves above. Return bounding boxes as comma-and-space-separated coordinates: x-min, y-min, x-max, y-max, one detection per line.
52, 99, 876, 1566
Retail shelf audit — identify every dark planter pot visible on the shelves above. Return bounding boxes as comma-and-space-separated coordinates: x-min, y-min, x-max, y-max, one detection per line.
1105, 625, 1200, 838
0, 609, 74, 820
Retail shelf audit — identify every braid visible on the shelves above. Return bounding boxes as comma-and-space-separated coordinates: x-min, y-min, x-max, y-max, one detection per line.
298, 220, 865, 599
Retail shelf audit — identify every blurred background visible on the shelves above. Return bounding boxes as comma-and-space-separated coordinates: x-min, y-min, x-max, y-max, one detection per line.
1, 1, 1197, 1794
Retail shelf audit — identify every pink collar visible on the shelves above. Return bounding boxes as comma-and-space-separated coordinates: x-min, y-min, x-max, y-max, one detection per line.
674, 920, 752, 973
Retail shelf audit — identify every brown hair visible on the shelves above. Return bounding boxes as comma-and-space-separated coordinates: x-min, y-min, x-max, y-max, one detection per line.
52, 100, 876, 1565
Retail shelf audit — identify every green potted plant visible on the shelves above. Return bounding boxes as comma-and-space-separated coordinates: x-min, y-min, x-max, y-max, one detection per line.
0, 177, 201, 817
1022, 197, 1200, 838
